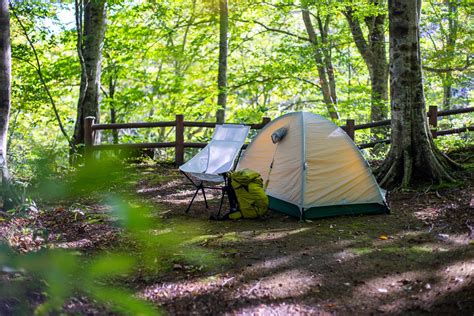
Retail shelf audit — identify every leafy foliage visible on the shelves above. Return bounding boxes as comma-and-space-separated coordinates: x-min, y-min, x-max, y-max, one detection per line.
1, 158, 220, 314
1, 0, 472, 312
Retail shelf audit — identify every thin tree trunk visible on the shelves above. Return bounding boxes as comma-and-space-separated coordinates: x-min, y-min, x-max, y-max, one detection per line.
344, 0, 388, 122
318, 15, 338, 106
302, 8, 339, 121
325, 55, 337, 106
109, 75, 118, 144
71, 0, 107, 156
368, 6, 389, 122
217, 0, 228, 120
442, 73, 453, 110
10, 4, 71, 146
441, 0, 459, 110
376, 0, 457, 188
0, 0, 10, 208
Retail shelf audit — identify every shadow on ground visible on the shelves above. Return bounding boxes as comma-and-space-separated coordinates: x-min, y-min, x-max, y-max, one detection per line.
0, 162, 472, 315
133, 165, 474, 315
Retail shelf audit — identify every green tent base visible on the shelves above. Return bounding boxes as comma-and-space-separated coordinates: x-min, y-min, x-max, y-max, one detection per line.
269, 196, 390, 219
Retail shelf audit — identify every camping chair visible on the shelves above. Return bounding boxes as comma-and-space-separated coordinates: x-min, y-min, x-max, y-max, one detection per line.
179, 124, 250, 216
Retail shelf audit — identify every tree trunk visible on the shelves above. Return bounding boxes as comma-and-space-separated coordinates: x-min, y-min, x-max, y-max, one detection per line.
441, 0, 458, 110
318, 15, 338, 107
377, 0, 457, 188
302, 8, 339, 121
368, 7, 389, 122
109, 75, 118, 144
217, 0, 228, 120
0, 0, 11, 209
442, 74, 453, 110
71, 0, 107, 155
325, 55, 338, 107
344, 0, 388, 122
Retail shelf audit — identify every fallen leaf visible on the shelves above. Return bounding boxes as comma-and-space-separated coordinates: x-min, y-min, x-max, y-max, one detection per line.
379, 235, 389, 240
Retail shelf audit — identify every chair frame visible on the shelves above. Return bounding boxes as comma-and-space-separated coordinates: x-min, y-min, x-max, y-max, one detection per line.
181, 148, 244, 217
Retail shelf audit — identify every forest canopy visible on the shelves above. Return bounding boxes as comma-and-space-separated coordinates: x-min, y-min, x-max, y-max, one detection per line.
6, 0, 472, 180
0, 0, 473, 314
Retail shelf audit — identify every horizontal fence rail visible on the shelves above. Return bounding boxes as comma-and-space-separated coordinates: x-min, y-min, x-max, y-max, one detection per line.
339, 106, 473, 148
84, 109, 271, 165
84, 106, 473, 164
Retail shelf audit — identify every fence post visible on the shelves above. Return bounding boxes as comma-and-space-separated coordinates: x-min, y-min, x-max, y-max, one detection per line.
175, 114, 184, 165
428, 106, 438, 138
216, 109, 225, 124
84, 116, 95, 163
346, 119, 355, 141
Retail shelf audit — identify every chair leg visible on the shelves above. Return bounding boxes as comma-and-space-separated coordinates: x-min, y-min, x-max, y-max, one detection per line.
216, 188, 226, 217
201, 186, 209, 209
185, 186, 201, 213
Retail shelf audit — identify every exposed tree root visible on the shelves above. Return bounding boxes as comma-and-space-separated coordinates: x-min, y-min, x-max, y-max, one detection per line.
377, 144, 458, 189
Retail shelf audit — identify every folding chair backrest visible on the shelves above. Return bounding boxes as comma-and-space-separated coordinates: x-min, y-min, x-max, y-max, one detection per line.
179, 124, 250, 179
212, 125, 250, 142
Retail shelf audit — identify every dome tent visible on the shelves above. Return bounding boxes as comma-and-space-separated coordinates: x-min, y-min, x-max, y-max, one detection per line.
236, 112, 389, 219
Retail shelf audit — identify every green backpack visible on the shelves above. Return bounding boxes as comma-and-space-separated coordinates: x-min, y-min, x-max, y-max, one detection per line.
229, 169, 269, 219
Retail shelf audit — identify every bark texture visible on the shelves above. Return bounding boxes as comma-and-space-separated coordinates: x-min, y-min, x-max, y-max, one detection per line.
377, 0, 457, 188
0, 0, 11, 206
217, 0, 228, 120
72, 0, 107, 153
441, 0, 459, 110
344, 0, 388, 122
302, 8, 339, 121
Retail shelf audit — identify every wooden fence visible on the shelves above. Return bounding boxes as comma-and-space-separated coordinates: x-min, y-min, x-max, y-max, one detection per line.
85, 110, 271, 165
344, 106, 473, 149
84, 106, 473, 164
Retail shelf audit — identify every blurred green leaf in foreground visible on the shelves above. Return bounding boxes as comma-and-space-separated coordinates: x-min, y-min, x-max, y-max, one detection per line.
0, 157, 219, 315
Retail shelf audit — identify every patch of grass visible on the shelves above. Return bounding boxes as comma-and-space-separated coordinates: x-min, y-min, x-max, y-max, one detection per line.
351, 247, 373, 255
145, 174, 175, 187
409, 245, 435, 253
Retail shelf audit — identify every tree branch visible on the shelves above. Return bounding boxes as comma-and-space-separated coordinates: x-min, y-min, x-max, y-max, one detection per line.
230, 76, 290, 90
301, 8, 318, 45
280, 98, 322, 111
294, 77, 321, 88
423, 63, 472, 73
100, 84, 109, 99
238, 19, 310, 42
424, 55, 471, 73
343, 8, 374, 66
10, 2, 72, 147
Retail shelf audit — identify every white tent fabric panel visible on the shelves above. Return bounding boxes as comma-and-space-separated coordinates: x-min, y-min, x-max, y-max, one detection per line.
237, 114, 304, 206
237, 115, 290, 184
303, 113, 383, 207
264, 114, 304, 206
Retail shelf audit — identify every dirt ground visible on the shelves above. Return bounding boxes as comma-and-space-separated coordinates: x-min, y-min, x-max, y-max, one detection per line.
134, 165, 474, 315
1, 158, 473, 315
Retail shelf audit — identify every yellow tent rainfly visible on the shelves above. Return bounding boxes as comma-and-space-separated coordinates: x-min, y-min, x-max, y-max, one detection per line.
236, 112, 389, 220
